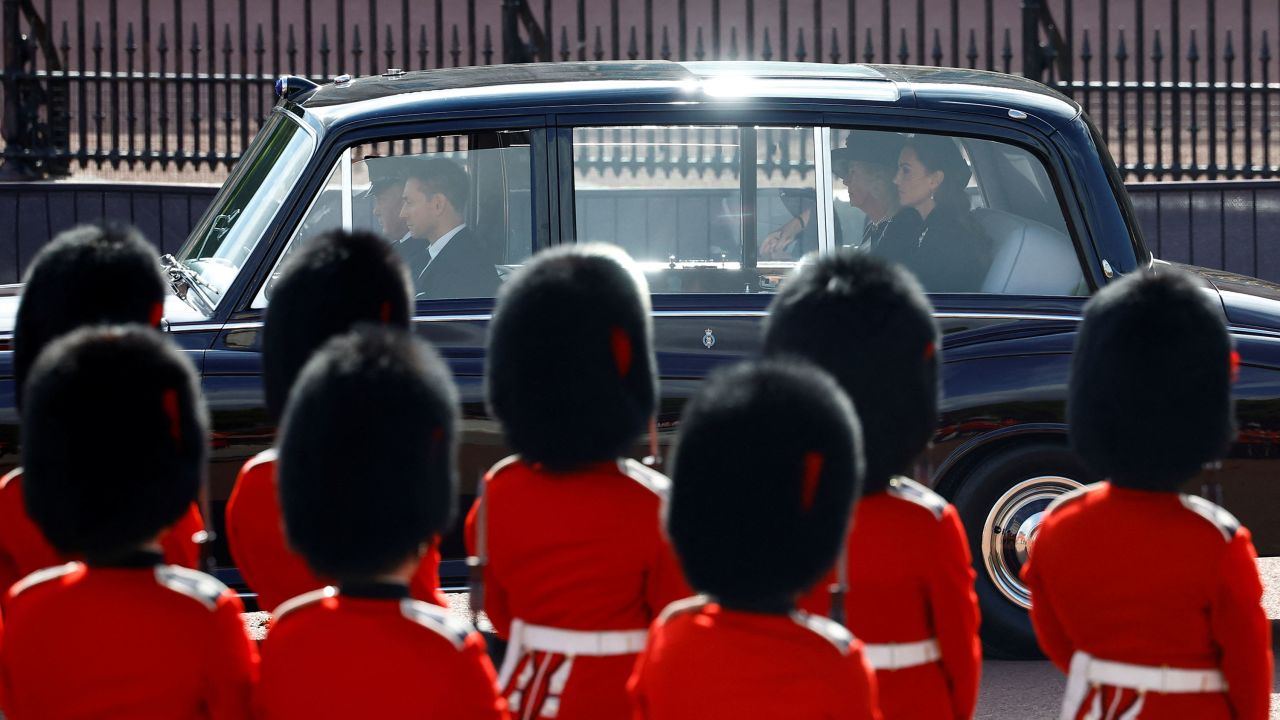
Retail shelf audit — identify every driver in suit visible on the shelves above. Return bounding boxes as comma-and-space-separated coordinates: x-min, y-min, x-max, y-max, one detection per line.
399, 157, 500, 300
362, 155, 412, 249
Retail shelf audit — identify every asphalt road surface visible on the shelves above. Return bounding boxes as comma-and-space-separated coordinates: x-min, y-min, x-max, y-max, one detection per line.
237, 557, 1280, 718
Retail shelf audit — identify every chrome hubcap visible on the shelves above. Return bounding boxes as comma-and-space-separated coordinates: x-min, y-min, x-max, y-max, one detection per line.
981, 476, 1082, 609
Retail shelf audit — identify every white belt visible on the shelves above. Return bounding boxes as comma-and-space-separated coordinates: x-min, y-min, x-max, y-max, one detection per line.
497, 619, 648, 687
516, 620, 649, 656
1061, 651, 1227, 720
862, 638, 941, 671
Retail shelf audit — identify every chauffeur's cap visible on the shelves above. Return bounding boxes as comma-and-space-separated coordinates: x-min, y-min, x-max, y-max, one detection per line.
486, 243, 657, 470
830, 130, 906, 179
263, 229, 413, 422
361, 155, 415, 199
667, 360, 864, 608
1069, 269, 1236, 491
23, 325, 207, 556
14, 223, 167, 412
278, 325, 458, 579
763, 251, 939, 494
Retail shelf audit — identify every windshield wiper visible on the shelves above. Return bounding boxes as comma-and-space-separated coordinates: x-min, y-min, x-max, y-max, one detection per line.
160, 254, 216, 317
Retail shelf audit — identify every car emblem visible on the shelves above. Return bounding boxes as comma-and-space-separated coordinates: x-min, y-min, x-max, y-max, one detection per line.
702, 329, 716, 349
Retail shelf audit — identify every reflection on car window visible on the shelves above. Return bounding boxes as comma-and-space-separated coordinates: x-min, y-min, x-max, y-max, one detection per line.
572, 126, 813, 293
253, 131, 535, 308
179, 112, 315, 307
827, 129, 1086, 296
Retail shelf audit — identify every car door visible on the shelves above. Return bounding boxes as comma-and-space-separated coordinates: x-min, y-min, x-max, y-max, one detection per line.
200, 117, 553, 579
819, 115, 1108, 657
558, 109, 1109, 656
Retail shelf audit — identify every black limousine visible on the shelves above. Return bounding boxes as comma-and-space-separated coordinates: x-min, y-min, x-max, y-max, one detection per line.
1, 61, 1278, 657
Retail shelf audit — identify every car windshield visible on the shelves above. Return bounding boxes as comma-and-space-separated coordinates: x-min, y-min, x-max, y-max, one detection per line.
176, 111, 315, 307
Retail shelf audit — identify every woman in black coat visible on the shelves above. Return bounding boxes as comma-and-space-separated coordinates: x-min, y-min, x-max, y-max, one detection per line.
877, 135, 991, 292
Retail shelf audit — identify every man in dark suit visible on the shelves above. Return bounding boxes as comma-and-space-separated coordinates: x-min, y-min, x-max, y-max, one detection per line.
399, 157, 500, 300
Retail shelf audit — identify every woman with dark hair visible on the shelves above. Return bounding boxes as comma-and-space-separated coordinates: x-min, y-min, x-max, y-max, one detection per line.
877, 135, 991, 292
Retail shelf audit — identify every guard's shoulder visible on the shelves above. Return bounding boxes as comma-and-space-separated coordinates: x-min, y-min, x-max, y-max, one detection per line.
154, 565, 232, 612
1177, 494, 1242, 542
657, 594, 711, 625
791, 610, 854, 657
1044, 482, 1106, 516
272, 586, 335, 620
399, 598, 476, 651
484, 454, 523, 484
10, 561, 81, 598
0, 466, 22, 491
242, 448, 278, 475
886, 476, 948, 521
617, 458, 672, 499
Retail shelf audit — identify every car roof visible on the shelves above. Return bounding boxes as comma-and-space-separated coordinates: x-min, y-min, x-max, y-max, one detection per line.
295, 60, 1082, 131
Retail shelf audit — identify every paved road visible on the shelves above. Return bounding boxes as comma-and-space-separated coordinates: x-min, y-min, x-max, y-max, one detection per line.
975, 660, 1280, 719
976, 556, 1280, 718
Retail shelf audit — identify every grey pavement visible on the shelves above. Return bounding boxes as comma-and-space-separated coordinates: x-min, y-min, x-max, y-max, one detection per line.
975, 661, 1280, 719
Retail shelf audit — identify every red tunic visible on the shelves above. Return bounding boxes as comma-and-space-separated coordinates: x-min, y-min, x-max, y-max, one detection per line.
256, 583, 509, 719
798, 477, 982, 720
628, 598, 883, 719
0, 468, 205, 605
0, 553, 258, 719
225, 449, 446, 612
464, 456, 691, 720
1022, 482, 1273, 720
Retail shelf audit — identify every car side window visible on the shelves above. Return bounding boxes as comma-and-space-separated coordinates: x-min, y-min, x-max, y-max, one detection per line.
571, 125, 815, 293
252, 131, 535, 308
827, 128, 1086, 296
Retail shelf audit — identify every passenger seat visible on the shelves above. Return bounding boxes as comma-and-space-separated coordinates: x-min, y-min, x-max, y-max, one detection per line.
972, 208, 1084, 295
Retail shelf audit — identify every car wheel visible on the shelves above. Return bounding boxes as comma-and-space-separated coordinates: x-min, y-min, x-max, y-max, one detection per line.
949, 443, 1095, 659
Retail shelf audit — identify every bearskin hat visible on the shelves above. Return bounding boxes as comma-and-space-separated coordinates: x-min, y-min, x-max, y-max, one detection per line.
14, 223, 167, 411
763, 251, 939, 493
22, 325, 207, 556
1069, 269, 1235, 490
667, 360, 864, 608
485, 243, 656, 470
278, 325, 459, 580
263, 229, 413, 421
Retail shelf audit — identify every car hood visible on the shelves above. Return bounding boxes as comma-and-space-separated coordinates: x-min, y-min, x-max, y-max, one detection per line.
1159, 261, 1280, 331
1162, 258, 1280, 330
0, 289, 209, 338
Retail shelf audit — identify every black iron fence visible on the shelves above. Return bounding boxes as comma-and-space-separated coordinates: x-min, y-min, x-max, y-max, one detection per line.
2, 0, 1280, 181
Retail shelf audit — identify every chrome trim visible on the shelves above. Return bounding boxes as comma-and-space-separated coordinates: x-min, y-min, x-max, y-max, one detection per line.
652, 310, 767, 318
813, 126, 836, 255
1227, 325, 1280, 339
275, 106, 318, 141
169, 323, 229, 333
981, 475, 1082, 610
340, 148, 354, 230
415, 314, 493, 323
650, 308, 1080, 319
935, 311, 1081, 322
178, 314, 500, 334
174, 310, 1086, 335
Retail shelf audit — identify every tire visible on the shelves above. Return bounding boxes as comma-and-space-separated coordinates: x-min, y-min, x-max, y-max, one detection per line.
949, 442, 1097, 659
